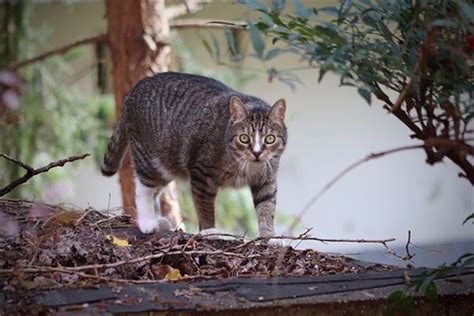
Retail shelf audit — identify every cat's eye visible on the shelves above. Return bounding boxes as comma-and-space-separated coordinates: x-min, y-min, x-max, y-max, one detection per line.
264, 135, 276, 144
239, 134, 250, 144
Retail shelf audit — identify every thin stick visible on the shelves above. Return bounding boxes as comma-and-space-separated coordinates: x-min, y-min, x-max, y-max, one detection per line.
382, 230, 414, 261
0, 153, 90, 196
0, 250, 246, 274
171, 19, 247, 29
8, 34, 108, 71
2, 265, 218, 285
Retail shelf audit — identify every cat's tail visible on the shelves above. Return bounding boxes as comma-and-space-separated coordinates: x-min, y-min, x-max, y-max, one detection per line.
101, 117, 128, 176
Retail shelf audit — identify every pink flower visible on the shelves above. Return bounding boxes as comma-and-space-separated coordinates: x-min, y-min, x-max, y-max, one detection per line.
0, 71, 20, 87
2, 89, 20, 110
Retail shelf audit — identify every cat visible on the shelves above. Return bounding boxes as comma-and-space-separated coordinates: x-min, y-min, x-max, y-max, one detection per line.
101, 72, 287, 238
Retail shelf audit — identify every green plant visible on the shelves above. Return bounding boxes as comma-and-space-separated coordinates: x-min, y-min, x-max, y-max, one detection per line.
0, 2, 115, 200
229, 0, 473, 183
385, 213, 474, 315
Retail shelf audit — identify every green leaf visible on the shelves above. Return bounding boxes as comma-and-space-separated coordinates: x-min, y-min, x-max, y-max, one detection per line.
358, 88, 372, 105
200, 37, 213, 57
318, 68, 327, 83
425, 282, 438, 302
431, 19, 457, 28
462, 213, 474, 225
457, 0, 474, 22
319, 6, 339, 17
247, 19, 265, 58
209, 32, 221, 62
378, 21, 393, 41
271, 0, 286, 13
385, 291, 415, 316
223, 27, 241, 60
237, 0, 267, 11
265, 47, 283, 60
260, 12, 275, 26
292, 0, 311, 20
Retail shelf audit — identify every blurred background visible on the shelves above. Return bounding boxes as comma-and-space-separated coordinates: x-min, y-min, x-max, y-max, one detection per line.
0, 0, 472, 268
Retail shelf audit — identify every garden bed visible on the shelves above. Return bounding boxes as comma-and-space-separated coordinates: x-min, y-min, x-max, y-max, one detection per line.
0, 198, 396, 289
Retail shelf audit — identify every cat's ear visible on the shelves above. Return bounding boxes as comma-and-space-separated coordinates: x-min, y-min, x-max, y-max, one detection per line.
269, 98, 286, 123
230, 96, 248, 123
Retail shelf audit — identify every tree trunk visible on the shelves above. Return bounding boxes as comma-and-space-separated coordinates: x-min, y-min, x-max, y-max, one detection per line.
106, 0, 174, 218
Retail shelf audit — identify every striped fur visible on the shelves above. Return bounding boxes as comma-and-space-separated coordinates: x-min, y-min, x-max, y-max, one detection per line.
101, 72, 287, 236
101, 116, 127, 176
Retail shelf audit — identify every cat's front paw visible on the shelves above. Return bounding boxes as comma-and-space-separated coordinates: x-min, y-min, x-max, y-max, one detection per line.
137, 217, 159, 234
199, 228, 221, 239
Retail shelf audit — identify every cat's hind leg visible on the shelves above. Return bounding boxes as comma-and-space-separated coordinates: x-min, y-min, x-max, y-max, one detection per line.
134, 177, 171, 233
131, 145, 172, 233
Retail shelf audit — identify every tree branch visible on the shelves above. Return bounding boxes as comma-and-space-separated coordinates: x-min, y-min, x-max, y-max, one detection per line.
7, 34, 108, 71
0, 153, 90, 196
164, 0, 212, 20
171, 19, 247, 29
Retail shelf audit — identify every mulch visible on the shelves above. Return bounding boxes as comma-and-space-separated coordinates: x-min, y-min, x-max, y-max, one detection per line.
0, 198, 396, 292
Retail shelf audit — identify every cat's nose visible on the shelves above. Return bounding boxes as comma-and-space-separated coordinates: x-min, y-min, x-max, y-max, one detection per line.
252, 151, 262, 160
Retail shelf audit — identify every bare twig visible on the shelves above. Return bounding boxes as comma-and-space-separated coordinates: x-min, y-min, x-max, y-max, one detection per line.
206, 232, 397, 253
8, 34, 108, 71
382, 230, 414, 261
0, 250, 248, 274
1, 265, 208, 284
76, 208, 107, 225
0, 153, 90, 196
171, 19, 246, 29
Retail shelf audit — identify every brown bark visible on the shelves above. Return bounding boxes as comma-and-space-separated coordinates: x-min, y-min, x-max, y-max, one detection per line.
106, 0, 167, 216
106, 0, 182, 218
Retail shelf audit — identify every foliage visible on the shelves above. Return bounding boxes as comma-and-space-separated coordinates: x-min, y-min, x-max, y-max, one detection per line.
0, 1, 116, 201
232, 0, 474, 183
384, 214, 474, 315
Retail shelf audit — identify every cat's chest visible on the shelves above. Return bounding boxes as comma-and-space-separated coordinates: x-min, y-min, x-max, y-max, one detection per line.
219, 163, 265, 188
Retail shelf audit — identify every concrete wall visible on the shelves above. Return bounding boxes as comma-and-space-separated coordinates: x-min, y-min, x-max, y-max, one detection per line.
29, 1, 472, 257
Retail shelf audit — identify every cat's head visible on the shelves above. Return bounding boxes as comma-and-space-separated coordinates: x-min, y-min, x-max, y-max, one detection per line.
227, 96, 287, 168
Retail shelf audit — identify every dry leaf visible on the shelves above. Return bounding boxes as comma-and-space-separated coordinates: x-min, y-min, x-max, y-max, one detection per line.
106, 235, 129, 247
164, 268, 182, 281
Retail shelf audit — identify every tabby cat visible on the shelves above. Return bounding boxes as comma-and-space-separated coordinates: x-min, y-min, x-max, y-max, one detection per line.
101, 72, 287, 238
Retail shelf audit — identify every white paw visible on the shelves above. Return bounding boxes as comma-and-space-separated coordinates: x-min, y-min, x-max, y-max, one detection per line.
157, 217, 172, 231
199, 228, 221, 239
267, 238, 285, 247
137, 217, 158, 234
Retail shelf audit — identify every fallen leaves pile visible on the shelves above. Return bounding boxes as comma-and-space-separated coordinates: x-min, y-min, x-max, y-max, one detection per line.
0, 198, 394, 290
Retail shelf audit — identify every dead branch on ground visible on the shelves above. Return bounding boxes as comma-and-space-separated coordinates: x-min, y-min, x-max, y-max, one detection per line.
0, 249, 250, 275
200, 231, 416, 261
0, 153, 90, 196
